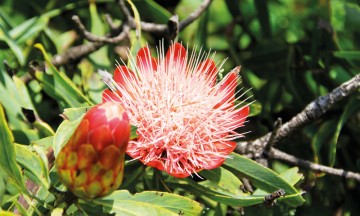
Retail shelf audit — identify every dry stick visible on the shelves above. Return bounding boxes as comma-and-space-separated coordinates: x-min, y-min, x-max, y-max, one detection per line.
118, 0, 213, 33
71, 15, 130, 43
178, 0, 212, 31
235, 73, 360, 181
52, 0, 213, 66
236, 73, 360, 158
52, 42, 104, 66
264, 118, 282, 152
256, 118, 282, 167
269, 148, 360, 182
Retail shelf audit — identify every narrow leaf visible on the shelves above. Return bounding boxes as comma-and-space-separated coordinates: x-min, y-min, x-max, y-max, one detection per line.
86, 190, 203, 216
0, 104, 27, 193
223, 153, 305, 207
34, 43, 92, 108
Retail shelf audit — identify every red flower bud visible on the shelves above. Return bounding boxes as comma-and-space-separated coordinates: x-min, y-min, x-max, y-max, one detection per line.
55, 102, 130, 199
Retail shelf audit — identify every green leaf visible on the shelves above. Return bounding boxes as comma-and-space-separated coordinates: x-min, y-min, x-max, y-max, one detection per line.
311, 97, 360, 167
134, 0, 171, 23
254, 0, 272, 38
223, 153, 305, 207
0, 169, 6, 204
328, 97, 360, 166
130, 125, 138, 140
34, 43, 92, 108
199, 167, 244, 195
127, 0, 142, 38
53, 107, 89, 157
10, 16, 48, 45
88, 1, 110, 66
85, 190, 203, 216
12, 76, 54, 137
172, 178, 265, 206
0, 24, 25, 65
0, 104, 27, 194
0, 74, 28, 130
311, 118, 338, 164
334, 51, 360, 59
279, 167, 303, 186
15, 144, 49, 188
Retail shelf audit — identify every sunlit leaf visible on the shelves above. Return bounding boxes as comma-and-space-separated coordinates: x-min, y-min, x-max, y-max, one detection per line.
223, 153, 305, 207
34, 43, 92, 108
84, 190, 203, 216
15, 144, 49, 188
0, 104, 27, 194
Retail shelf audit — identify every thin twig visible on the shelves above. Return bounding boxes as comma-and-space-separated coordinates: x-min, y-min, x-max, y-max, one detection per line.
268, 148, 360, 182
52, 0, 213, 66
265, 118, 282, 152
52, 42, 104, 66
236, 73, 360, 157
104, 14, 118, 31
256, 118, 282, 167
72, 15, 130, 43
178, 0, 213, 31
118, 0, 213, 33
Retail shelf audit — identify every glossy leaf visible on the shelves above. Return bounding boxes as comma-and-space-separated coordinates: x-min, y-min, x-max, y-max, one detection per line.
34, 44, 92, 108
223, 153, 305, 207
0, 105, 27, 194
334, 51, 360, 59
199, 167, 244, 195
85, 190, 203, 216
170, 179, 265, 206
53, 108, 86, 157
0, 25, 25, 65
279, 167, 303, 186
15, 144, 49, 188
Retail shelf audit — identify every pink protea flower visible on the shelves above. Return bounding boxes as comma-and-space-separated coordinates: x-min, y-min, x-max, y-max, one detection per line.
102, 43, 249, 178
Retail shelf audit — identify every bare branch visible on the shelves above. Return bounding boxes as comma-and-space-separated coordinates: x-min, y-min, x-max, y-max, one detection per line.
72, 15, 130, 43
51, 42, 104, 66
179, 0, 213, 31
118, 0, 213, 33
104, 14, 118, 31
265, 118, 282, 152
274, 73, 360, 142
268, 148, 360, 182
236, 73, 360, 157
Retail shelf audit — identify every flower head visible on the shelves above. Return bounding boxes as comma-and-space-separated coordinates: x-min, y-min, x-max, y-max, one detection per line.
102, 43, 249, 178
56, 102, 130, 198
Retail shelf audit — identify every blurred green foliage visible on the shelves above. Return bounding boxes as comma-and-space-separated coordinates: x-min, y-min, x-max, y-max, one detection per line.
0, 0, 359, 215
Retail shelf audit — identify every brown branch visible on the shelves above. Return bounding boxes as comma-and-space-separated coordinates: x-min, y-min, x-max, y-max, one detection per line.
236, 73, 360, 158
268, 148, 360, 182
51, 42, 104, 66
178, 0, 213, 31
51, 0, 213, 66
104, 14, 118, 31
118, 0, 167, 33
71, 15, 130, 43
264, 118, 282, 152
118, 0, 213, 33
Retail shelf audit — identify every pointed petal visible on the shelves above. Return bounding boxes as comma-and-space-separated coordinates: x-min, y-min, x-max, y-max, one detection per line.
112, 119, 131, 152
114, 66, 135, 88
99, 145, 121, 169
102, 89, 121, 103
77, 144, 98, 169
214, 71, 238, 109
72, 120, 89, 147
197, 59, 218, 86
232, 105, 250, 127
165, 43, 187, 68
136, 47, 157, 72
89, 126, 114, 151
